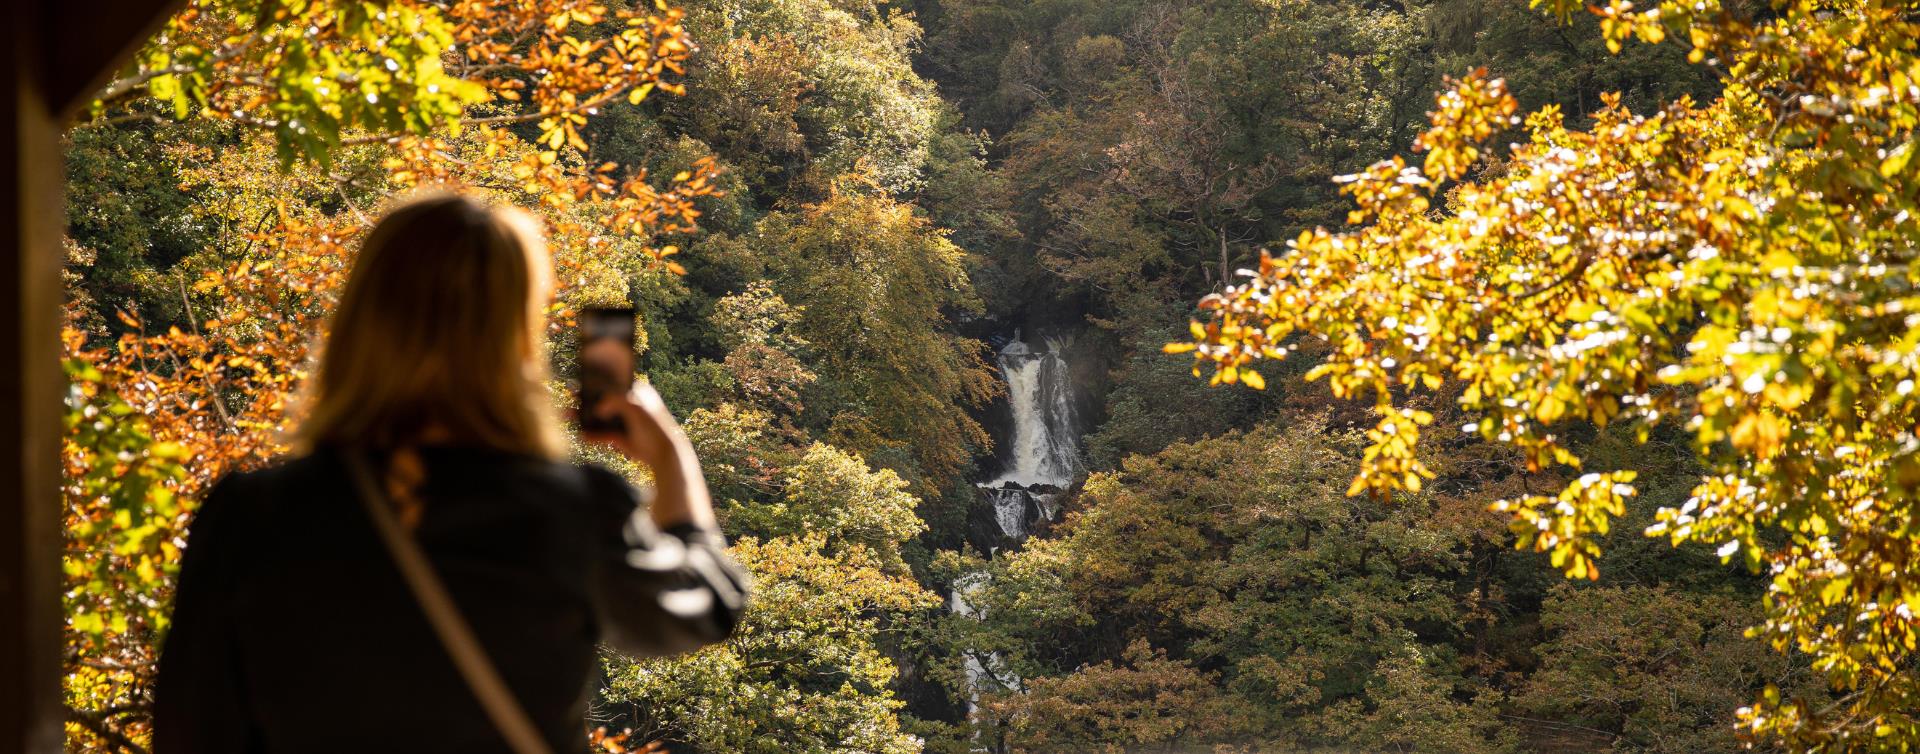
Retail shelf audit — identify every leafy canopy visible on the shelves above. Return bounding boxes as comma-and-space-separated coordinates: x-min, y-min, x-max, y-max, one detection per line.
62, 0, 728, 747
122, 0, 692, 168
1173, 0, 1920, 747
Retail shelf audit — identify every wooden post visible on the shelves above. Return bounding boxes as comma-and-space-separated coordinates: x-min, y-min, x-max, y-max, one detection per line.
3, 1, 69, 748
3, 1, 189, 750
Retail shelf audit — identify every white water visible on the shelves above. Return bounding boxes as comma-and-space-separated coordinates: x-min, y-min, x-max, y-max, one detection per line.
949, 573, 1020, 717
976, 332, 1081, 541
951, 331, 1084, 727
985, 333, 1081, 490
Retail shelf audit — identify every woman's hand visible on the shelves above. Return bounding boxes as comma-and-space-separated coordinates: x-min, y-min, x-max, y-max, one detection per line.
582, 382, 716, 531
582, 382, 679, 466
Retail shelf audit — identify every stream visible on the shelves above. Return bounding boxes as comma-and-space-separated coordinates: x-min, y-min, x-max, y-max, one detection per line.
952, 330, 1086, 718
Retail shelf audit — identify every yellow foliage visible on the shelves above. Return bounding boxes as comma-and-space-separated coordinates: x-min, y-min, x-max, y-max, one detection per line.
63, 0, 727, 748
1175, 0, 1920, 746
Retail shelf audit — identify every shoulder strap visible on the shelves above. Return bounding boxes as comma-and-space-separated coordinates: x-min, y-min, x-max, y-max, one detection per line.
346, 453, 556, 754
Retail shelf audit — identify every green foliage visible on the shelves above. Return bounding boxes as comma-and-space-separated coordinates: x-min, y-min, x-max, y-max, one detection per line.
953, 405, 1809, 750
914, 120, 1017, 271
682, 404, 784, 505
924, 0, 1446, 340
1428, 0, 1718, 119
712, 281, 808, 352
752, 188, 998, 493
959, 420, 1516, 748
131, 0, 484, 167
666, 0, 943, 196
734, 443, 927, 574
987, 639, 1233, 753
64, 121, 222, 332
62, 357, 191, 639
709, 283, 818, 422
1178, 0, 1920, 743
1516, 585, 1806, 753
603, 533, 938, 754
650, 359, 737, 415
1085, 328, 1286, 469
645, 405, 944, 751
60, 354, 192, 742
1319, 646, 1518, 754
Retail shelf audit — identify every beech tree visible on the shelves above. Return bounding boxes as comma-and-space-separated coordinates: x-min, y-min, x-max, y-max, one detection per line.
1174, 0, 1920, 746
751, 187, 999, 494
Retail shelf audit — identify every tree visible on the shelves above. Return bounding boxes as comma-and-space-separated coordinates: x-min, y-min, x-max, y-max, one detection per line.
662, 0, 944, 198
984, 639, 1233, 754
606, 404, 940, 752
959, 420, 1526, 749
602, 533, 938, 754
735, 442, 927, 575
60, 0, 726, 748
1174, 0, 1920, 746
924, 0, 1439, 341
1424, 0, 1719, 125
108, 0, 687, 168
609, 405, 956, 753
1318, 645, 1517, 754
712, 282, 817, 430
753, 186, 999, 494
1515, 585, 1806, 753
1084, 327, 1284, 469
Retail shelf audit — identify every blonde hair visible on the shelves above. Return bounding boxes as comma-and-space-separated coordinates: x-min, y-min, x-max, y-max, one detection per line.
295, 192, 567, 459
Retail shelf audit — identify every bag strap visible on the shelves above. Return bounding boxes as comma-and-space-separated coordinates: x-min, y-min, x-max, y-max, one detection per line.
346, 452, 556, 754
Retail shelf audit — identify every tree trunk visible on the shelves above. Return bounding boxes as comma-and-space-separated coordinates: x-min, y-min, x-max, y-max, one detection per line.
1217, 228, 1230, 286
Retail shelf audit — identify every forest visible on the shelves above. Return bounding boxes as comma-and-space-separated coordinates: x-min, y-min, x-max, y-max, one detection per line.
56, 0, 1920, 751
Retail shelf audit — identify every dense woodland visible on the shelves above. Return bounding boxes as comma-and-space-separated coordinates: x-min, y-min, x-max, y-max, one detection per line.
58, 0, 1920, 752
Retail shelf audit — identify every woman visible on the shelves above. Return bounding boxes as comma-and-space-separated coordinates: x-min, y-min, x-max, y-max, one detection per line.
153, 194, 747, 753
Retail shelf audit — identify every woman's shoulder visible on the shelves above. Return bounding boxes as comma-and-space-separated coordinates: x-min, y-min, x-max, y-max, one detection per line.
407, 445, 641, 503
214, 448, 371, 500
209, 446, 640, 511
204, 451, 341, 506
562, 459, 646, 510
180, 454, 346, 567
185, 453, 351, 543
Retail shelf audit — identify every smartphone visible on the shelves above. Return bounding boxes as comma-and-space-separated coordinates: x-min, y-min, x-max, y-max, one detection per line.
577, 307, 636, 434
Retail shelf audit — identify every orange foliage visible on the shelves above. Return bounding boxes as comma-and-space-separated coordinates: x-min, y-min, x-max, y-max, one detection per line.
63, 0, 727, 749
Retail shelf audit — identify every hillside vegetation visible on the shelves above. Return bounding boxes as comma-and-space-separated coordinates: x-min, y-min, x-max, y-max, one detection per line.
59, 0, 1918, 751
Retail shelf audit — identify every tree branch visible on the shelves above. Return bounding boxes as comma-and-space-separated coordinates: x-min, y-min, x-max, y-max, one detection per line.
67, 705, 153, 754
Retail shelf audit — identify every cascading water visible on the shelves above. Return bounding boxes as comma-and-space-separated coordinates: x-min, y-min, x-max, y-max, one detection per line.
950, 331, 1085, 724
949, 573, 1019, 717
976, 332, 1082, 543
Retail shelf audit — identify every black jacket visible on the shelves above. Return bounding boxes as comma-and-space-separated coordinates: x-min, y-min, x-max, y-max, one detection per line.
152, 446, 748, 753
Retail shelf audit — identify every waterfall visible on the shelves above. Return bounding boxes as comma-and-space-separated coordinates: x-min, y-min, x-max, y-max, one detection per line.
988, 334, 1081, 487
976, 332, 1081, 544
949, 573, 1020, 717
948, 330, 1084, 728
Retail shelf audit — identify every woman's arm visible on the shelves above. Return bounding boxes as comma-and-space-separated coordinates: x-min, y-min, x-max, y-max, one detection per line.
589, 382, 716, 531
584, 383, 747, 656
586, 488, 748, 657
